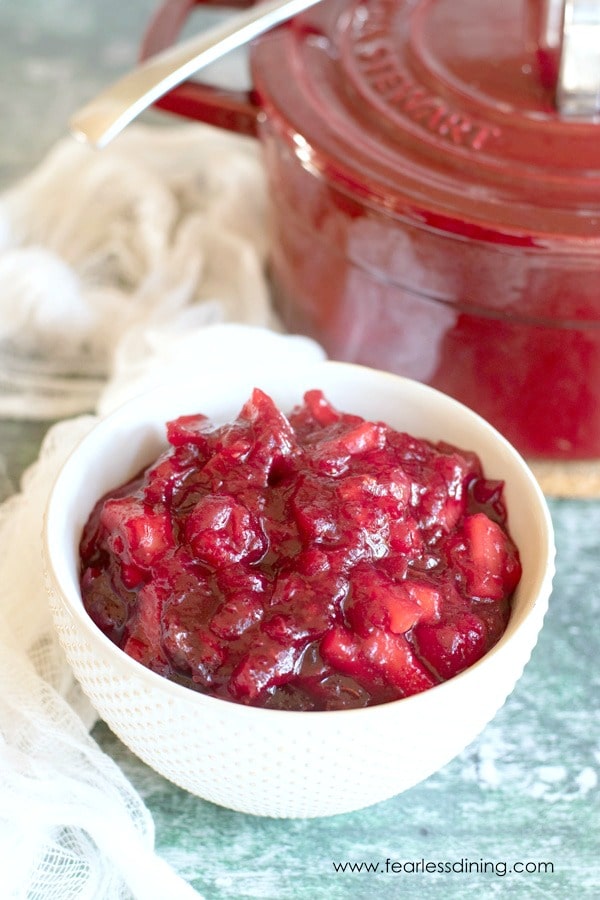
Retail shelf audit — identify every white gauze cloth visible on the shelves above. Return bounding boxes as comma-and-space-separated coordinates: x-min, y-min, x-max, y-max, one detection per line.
0, 123, 326, 899
0, 121, 274, 419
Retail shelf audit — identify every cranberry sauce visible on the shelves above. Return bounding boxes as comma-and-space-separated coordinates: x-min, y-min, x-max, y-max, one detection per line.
79, 389, 521, 710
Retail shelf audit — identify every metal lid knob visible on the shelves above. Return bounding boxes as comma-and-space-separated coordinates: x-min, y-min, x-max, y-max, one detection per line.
556, 0, 600, 116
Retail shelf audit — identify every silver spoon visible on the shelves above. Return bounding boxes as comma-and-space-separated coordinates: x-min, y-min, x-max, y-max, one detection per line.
70, 0, 323, 149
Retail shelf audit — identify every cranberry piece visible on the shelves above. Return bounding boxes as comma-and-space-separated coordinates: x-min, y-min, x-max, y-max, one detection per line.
166, 413, 211, 449
228, 640, 299, 702
413, 612, 488, 680
345, 566, 424, 637
183, 494, 267, 567
100, 496, 174, 569
320, 626, 438, 697
80, 567, 131, 643
447, 513, 522, 600
162, 578, 225, 686
122, 582, 170, 674
209, 594, 264, 640
264, 565, 346, 645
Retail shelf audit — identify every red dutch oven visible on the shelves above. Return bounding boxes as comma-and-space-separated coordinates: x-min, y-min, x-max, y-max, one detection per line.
141, 0, 600, 461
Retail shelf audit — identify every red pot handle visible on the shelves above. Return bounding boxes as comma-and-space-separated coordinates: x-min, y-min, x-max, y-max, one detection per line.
140, 0, 262, 136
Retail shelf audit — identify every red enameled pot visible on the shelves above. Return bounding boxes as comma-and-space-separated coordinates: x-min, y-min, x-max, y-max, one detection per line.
141, 0, 600, 461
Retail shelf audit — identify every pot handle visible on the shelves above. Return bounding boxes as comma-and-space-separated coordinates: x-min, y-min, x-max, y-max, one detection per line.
140, 0, 262, 136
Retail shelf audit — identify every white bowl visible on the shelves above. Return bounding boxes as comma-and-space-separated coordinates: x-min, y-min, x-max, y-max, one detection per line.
43, 361, 555, 818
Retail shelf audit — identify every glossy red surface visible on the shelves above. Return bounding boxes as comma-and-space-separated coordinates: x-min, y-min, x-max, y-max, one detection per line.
142, 0, 600, 458
79, 390, 520, 710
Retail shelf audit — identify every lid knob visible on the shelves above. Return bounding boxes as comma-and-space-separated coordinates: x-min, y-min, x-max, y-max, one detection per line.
555, 0, 600, 116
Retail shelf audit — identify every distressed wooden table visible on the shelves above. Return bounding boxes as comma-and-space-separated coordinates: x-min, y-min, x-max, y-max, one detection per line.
1, 1, 598, 896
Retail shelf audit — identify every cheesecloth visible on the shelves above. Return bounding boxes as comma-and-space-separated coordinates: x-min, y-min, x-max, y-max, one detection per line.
0, 122, 324, 899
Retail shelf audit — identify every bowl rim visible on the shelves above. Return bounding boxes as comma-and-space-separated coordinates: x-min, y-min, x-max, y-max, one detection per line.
43, 360, 556, 721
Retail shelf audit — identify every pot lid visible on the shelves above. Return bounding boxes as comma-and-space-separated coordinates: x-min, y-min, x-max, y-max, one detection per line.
251, 0, 600, 243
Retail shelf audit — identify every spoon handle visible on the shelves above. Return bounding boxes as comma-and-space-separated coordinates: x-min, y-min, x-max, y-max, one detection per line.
70, 0, 322, 149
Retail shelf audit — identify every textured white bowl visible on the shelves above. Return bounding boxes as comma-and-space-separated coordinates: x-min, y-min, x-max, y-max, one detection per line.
43, 361, 555, 818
